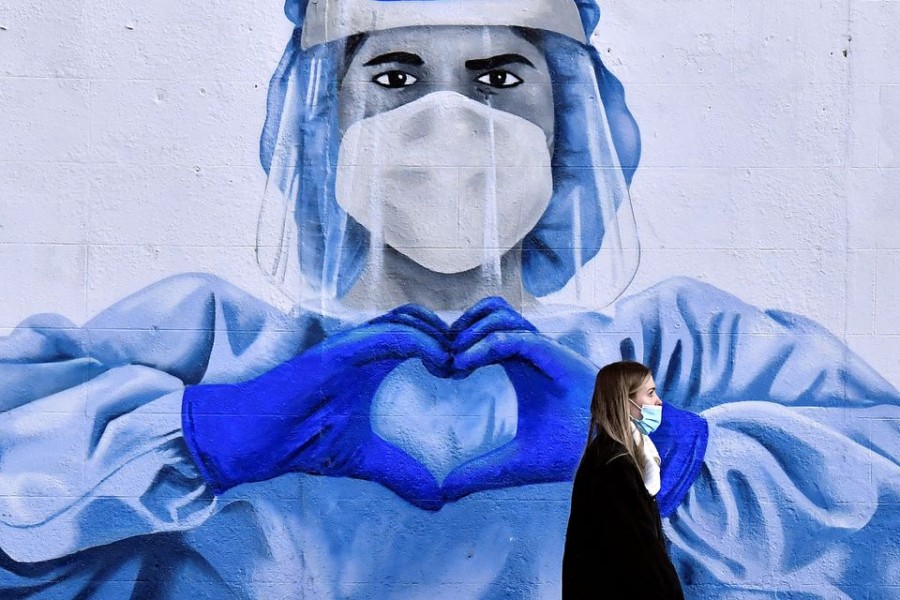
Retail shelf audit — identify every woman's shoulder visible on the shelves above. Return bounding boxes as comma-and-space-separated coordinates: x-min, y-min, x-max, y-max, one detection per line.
581, 434, 632, 472
579, 436, 648, 497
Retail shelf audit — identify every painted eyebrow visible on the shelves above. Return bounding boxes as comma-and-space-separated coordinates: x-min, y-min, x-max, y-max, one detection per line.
363, 52, 425, 67
465, 53, 535, 71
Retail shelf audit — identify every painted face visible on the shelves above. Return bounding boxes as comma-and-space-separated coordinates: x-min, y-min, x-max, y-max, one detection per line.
257, 19, 643, 309
629, 376, 662, 420
333, 25, 557, 277
338, 25, 555, 146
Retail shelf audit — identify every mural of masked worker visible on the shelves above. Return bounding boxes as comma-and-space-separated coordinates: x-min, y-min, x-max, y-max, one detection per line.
0, 0, 897, 598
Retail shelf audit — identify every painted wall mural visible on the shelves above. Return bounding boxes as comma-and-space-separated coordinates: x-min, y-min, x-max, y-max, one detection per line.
0, 0, 898, 598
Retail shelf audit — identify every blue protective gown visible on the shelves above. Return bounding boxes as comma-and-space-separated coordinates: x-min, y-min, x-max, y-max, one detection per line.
0, 273, 897, 599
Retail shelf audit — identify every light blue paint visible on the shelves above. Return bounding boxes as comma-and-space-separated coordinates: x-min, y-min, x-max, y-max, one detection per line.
1, 275, 897, 598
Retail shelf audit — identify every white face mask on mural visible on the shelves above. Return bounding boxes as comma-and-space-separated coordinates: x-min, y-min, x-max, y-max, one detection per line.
335, 91, 553, 274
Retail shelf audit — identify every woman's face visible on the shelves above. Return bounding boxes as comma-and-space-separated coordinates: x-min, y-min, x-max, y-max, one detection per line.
338, 25, 555, 148
629, 376, 662, 420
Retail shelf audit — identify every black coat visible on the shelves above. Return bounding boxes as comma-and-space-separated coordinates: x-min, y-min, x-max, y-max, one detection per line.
562, 433, 685, 600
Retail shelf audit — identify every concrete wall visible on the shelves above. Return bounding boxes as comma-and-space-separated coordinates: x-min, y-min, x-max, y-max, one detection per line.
0, 0, 897, 598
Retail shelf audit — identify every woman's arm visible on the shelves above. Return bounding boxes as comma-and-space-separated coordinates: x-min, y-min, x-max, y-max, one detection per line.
592, 457, 684, 598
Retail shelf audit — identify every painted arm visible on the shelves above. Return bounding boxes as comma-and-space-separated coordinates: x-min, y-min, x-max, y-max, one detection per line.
181, 305, 448, 510
603, 277, 899, 411
666, 401, 900, 596
575, 278, 900, 594
0, 319, 211, 563
0, 274, 305, 562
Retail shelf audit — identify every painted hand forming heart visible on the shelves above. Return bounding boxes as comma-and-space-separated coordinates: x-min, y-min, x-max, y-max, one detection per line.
183, 296, 597, 511
374, 297, 599, 502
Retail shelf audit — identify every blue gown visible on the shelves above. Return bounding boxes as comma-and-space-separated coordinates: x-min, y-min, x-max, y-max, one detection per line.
0, 273, 897, 599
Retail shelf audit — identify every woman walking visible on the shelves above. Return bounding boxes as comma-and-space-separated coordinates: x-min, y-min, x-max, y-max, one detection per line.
563, 361, 685, 599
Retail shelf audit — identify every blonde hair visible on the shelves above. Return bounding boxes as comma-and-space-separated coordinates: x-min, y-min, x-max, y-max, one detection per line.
585, 361, 651, 477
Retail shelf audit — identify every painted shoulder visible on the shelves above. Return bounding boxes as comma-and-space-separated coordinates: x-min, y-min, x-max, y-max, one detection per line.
78, 273, 334, 383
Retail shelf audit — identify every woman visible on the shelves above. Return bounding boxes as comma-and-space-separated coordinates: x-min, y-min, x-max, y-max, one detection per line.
563, 361, 684, 599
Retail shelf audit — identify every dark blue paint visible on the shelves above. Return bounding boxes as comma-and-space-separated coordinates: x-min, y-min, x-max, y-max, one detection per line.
650, 404, 709, 518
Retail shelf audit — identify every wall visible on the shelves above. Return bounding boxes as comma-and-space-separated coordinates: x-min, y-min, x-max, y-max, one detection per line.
0, 0, 897, 598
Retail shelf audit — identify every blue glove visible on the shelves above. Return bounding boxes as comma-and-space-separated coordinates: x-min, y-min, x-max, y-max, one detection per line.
649, 403, 709, 518
182, 305, 451, 510
441, 297, 597, 501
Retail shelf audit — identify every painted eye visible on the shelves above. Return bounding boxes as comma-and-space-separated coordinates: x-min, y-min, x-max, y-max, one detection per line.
372, 71, 419, 88
476, 70, 523, 89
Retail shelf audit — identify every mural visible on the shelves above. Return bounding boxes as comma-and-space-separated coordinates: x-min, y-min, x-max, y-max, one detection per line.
0, 0, 898, 598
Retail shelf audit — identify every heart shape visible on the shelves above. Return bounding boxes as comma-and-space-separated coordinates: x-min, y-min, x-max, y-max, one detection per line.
366, 300, 540, 484
356, 297, 596, 505
370, 359, 519, 484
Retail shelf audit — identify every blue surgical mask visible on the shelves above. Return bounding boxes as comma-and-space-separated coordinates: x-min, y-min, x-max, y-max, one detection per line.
630, 400, 663, 435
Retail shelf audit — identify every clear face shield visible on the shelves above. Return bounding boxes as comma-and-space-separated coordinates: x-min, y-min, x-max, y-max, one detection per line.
257, 2, 639, 319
